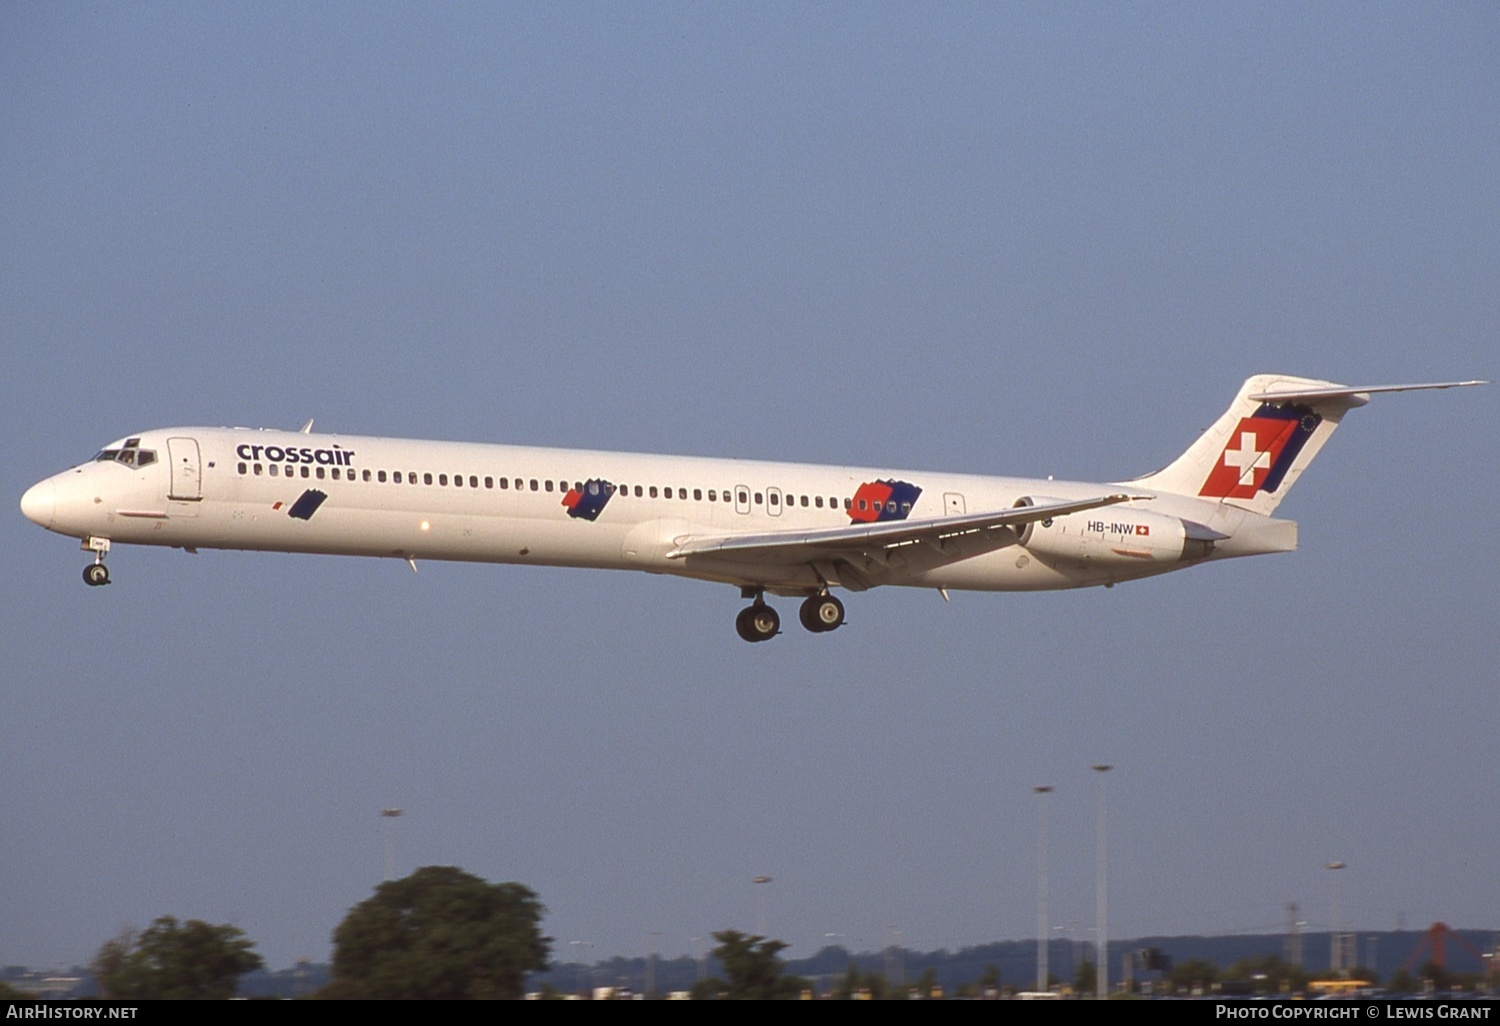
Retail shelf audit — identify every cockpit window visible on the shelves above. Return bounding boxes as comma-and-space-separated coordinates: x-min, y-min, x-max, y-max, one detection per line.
92, 440, 157, 470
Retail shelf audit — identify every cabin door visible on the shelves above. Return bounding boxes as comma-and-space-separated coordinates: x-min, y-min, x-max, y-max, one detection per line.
167, 437, 202, 501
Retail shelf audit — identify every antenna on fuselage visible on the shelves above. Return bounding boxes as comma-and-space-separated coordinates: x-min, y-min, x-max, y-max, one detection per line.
298, 419, 314, 433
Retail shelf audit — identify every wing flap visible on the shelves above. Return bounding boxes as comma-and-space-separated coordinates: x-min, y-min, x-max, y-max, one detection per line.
665, 493, 1140, 562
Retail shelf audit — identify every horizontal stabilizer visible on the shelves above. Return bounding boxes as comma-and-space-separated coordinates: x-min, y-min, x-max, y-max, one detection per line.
1248, 380, 1487, 407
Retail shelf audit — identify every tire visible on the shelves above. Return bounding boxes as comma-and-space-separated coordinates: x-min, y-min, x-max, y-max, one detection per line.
737, 604, 779, 642
799, 594, 844, 632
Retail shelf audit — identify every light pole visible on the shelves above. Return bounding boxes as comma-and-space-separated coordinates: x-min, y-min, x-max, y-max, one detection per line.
569, 940, 594, 996
1033, 785, 1054, 992
824, 933, 846, 999
752, 876, 773, 937
646, 931, 661, 997
380, 808, 402, 881
1092, 764, 1113, 999
1326, 861, 1346, 976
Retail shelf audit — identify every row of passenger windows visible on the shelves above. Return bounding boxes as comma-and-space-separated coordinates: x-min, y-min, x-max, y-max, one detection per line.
233, 462, 911, 514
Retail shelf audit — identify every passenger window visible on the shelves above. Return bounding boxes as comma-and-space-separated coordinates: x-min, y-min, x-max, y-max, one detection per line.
634, 485, 643, 497
769, 493, 779, 506
815, 496, 823, 508
484, 477, 493, 488
363, 470, 372, 482
499, 478, 508, 489
471, 476, 479, 488
801, 495, 809, 507
316, 467, 325, 480
302, 467, 311, 478
378, 471, 387, 483
530, 479, 539, 491
544, 480, 553, 492
707, 489, 716, 502
237, 462, 247, 474
858, 499, 867, 511
694, 489, 703, 501
440, 474, 449, 486
331, 468, 340, 480
253, 463, 263, 476
269, 465, 279, 477
754, 492, 763, 504
649, 486, 658, 498
424, 473, 433, 485
407, 472, 415, 484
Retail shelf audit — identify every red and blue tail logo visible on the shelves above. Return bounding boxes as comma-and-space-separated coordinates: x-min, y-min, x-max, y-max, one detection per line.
1199, 404, 1321, 500
562, 479, 614, 521
849, 479, 922, 523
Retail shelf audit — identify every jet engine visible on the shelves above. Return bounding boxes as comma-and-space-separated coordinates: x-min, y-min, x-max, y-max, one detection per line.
1011, 496, 1218, 565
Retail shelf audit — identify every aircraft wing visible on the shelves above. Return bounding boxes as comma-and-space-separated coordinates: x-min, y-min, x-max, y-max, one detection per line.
665, 493, 1139, 562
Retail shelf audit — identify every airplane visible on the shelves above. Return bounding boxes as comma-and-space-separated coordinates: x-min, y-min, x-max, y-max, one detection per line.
20, 374, 1484, 642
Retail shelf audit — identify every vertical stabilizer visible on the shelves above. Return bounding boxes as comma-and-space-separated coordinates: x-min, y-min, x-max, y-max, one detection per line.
1133, 374, 1354, 516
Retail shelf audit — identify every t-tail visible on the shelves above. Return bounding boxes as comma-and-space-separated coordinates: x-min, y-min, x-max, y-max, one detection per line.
1134, 374, 1486, 516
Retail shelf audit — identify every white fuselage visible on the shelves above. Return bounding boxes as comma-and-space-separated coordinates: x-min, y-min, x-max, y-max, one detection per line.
21, 425, 1290, 597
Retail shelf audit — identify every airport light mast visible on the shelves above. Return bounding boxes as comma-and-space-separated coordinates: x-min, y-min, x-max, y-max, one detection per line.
1033, 785, 1054, 992
1092, 764, 1112, 999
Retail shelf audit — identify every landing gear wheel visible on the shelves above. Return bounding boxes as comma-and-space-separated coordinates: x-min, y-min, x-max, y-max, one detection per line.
83, 563, 110, 587
735, 603, 780, 643
799, 594, 845, 633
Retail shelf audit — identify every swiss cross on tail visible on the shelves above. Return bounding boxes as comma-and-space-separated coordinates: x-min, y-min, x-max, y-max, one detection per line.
1199, 404, 1321, 499
562, 479, 614, 521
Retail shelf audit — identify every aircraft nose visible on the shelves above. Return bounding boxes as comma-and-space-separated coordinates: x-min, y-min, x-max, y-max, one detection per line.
20, 478, 56, 529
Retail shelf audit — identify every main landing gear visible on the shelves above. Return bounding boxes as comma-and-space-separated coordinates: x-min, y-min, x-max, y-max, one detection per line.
734, 588, 845, 642
798, 593, 845, 633
82, 537, 111, 587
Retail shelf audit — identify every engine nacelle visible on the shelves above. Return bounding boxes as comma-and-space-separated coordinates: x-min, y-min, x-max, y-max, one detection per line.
1012, 497, 1215, 566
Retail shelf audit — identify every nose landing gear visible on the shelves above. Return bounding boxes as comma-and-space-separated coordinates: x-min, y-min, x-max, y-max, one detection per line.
81, 537, 111, 587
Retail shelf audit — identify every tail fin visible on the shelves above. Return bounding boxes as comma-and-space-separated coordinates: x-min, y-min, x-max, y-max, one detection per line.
1133, 374, 1485, 515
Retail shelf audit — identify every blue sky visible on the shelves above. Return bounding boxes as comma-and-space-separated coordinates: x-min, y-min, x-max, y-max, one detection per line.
3, 3, 1495, 971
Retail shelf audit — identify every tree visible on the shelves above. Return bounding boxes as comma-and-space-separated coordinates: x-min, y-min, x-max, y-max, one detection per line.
1223, 955, 1310, 995
1074, 958, 1096, 996
329, 866, 549, 999
701, 930, 805, 1000
1169, 957, 1221, 995
90, 917, 263, 999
